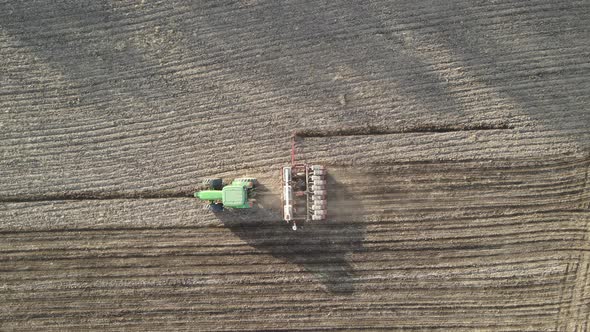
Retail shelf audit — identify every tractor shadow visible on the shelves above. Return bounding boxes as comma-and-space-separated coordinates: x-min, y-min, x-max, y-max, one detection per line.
215, 173, 365, 295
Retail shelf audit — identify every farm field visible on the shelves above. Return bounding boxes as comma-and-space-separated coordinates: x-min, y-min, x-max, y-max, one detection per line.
1, 0, 589, 330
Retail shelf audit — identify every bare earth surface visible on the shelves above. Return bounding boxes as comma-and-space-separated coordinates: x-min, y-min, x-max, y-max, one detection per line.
1, 0, 589, 331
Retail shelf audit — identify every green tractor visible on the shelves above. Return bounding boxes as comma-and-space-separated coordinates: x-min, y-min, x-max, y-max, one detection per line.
194, 178, 257, 212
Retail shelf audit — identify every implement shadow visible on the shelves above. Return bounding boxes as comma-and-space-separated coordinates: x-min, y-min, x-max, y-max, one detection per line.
215, 173, 365, 295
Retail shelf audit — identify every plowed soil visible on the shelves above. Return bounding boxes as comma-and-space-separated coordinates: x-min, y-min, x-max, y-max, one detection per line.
1, 1, 589, 330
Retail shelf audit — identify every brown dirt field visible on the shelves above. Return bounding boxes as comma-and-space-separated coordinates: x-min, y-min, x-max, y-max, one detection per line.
1, 0, 589, 330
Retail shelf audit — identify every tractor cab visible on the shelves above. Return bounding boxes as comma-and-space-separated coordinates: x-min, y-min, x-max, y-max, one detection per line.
220, 185, 251, 208
195, 178, 256, 211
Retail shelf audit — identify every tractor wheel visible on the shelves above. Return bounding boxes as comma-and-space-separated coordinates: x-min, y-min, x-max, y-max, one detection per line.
247, 178, 258, 189
202, 178, 223, 190
209, 203, 224, 212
